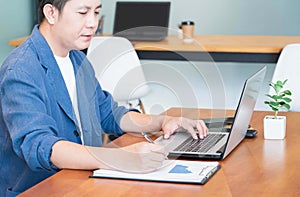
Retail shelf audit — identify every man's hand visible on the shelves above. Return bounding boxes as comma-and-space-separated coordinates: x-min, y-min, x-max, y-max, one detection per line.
87, 142, 167, 173
162, 116, 208, 140
120, 111, 208, 140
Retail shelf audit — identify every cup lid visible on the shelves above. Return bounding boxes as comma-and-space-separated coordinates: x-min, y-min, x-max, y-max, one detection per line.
181, 21, 195, 25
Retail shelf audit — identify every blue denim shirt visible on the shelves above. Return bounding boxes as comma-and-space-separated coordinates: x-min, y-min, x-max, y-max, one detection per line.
0, 26, 128, 196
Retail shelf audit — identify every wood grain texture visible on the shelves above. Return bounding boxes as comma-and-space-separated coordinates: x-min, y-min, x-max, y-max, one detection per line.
9, 35, 300, 54
19, 108, 300, 197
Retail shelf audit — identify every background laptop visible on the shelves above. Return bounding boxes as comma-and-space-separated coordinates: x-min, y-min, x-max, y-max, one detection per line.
155, 66, 267, 160
113, 1, 171, 41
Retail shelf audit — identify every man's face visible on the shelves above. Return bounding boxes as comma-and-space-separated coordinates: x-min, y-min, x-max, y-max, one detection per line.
52, 0, 101, 53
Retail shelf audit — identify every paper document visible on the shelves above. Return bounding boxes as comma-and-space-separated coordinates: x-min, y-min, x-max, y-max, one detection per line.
90, 160, 220, 184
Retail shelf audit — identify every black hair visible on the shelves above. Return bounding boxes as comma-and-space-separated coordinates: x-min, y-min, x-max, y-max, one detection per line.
37, 0, 70, 24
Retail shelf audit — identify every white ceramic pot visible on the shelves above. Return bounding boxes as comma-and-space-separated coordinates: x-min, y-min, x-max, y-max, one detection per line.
263, 115, 286, 140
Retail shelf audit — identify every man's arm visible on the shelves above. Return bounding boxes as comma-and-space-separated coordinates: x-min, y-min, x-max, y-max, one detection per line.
50, 112, 208, 172
120, 111, 208, 139
50, 140, 167, 173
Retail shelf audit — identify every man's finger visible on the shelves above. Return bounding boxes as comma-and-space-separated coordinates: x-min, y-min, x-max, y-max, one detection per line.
196, 120, 208, 139
186, 126, 198, 139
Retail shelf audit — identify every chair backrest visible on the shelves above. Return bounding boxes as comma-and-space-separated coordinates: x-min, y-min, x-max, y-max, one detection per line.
86, 36, 150, 102
271, 43, 300, 111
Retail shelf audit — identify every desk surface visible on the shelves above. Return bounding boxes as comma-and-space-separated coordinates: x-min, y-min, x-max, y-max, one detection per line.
133, 35, 300, 53
9, 35, 300, 63
19, 108, 300, 197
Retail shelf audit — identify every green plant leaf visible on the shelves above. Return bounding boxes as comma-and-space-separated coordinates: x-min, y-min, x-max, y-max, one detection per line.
282, 79, 288, 85
264, 79, 292, 112
282, 97, 292, 103
279, 101, 287, 106
265, 94, 272, 98
271, 106, 279, 111
282, 103, 291, 110
277, 80, 283, 85
283, 90, 292, 96
275, 95, 283, 100
270, 101, 279, 106
274, 84, 282, 93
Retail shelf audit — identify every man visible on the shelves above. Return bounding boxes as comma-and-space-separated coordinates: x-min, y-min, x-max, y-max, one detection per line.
0, 0, 208, 195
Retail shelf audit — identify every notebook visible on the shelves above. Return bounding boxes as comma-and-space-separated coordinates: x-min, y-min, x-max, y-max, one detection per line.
91, 160, 220, 185
155, 66, 267, 160
113, 1, 171, 41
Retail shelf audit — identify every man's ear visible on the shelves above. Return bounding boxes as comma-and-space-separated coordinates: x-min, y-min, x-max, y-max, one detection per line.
43, 4, 57, 25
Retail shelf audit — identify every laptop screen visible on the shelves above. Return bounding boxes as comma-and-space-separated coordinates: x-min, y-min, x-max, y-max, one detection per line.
222, 66, 266, 158
113, 2, 171, 41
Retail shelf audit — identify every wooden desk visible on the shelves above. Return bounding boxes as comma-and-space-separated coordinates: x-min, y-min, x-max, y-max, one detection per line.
19, 108, 300, 197
8, 36, 28, 48
134, 35, 300, 63
9, 35, 300, 63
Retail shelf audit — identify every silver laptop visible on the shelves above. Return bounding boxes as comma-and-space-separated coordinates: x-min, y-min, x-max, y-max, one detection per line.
155, 66, 267, 160
113, 2, 171, 41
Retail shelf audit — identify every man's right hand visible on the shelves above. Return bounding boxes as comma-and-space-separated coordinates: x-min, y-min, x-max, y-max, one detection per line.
87, 142, 168, 173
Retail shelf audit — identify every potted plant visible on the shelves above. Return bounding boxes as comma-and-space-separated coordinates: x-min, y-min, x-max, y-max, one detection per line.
264, 79, 292, 139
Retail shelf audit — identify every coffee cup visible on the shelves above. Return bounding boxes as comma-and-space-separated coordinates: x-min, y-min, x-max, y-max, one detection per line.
181, 21, 195, 43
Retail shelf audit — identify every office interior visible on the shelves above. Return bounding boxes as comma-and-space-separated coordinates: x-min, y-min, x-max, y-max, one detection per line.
1, 0, 300, 114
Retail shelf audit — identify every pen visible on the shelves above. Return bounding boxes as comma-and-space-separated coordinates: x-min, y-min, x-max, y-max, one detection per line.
201, 165, 221, 184
141, 132, 155, 143
141, 132, 168, 160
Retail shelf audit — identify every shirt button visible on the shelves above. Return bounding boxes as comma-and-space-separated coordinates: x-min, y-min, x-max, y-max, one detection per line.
73, 130, 80, 137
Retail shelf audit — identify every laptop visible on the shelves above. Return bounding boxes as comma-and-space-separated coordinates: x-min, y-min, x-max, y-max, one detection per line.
113, 1, 171, 41
155, 66, 267, 160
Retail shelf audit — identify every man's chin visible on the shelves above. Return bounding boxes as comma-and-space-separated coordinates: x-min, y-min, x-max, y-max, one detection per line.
80, 47, 88, 53
75, 43, 90, 53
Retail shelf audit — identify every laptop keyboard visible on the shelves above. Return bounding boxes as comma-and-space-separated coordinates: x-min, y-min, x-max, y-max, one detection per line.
174, 133, 226, 153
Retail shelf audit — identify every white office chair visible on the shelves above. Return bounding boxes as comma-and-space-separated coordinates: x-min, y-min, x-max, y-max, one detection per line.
270, 43, 300, 111
87, 36, 150, 113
